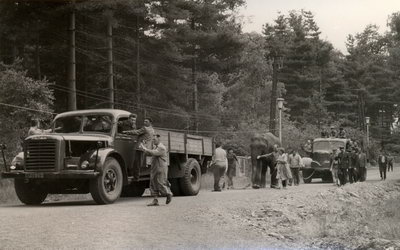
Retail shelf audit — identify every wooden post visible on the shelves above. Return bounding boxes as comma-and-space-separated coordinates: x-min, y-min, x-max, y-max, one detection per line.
67, 2, 77, 111
107, 13, 114, 109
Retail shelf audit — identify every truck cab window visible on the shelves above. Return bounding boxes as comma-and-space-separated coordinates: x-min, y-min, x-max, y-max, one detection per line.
117, 117, 130, 134
83, 115, 112, 134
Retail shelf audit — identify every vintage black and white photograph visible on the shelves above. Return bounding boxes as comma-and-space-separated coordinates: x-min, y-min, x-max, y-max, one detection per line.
1, 0, 400, 249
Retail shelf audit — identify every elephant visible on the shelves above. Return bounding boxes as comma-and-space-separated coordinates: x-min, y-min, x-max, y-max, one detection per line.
250, 133, 281, 189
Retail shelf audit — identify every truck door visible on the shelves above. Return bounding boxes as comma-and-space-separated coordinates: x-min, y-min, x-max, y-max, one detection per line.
114, 116, 136, 176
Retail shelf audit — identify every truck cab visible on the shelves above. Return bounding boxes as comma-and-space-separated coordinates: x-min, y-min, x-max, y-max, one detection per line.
2, 109, 213, 205
302, 137, 349, 183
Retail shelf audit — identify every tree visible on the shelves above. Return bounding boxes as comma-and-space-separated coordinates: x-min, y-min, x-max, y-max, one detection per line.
0, 61, 54, 159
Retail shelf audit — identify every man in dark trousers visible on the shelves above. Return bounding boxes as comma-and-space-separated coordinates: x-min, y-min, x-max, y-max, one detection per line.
338, 146, 349, 186
378, 150, 388, 180
211, 142, 227, 192
140, 134, 173, 206
358, 148, 368, 182
348, 147, 359, 184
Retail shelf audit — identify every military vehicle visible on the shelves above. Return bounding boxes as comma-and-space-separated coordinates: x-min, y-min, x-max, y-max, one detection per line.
1, 109, 213, 205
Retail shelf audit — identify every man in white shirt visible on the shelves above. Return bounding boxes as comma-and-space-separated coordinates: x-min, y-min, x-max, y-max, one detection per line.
211, 142, 227, 192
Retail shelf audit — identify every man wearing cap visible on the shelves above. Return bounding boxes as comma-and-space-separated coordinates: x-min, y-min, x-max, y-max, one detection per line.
337, 146, 349, 186
140, 134, 173, 206
123, 117, 155, 181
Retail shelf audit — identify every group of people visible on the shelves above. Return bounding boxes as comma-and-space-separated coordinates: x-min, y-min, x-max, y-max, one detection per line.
329, 146, 368, 186
321, 126, 347, 139
210, 143, 239, 191
210, 143, 304, 191
258, 146, 303, 189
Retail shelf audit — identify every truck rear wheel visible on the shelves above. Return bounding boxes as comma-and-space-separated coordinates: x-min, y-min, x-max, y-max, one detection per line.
121, 182, 146, 197
90, 158, 123, 204
14, 179, 47, 205
179, 158, 201, 196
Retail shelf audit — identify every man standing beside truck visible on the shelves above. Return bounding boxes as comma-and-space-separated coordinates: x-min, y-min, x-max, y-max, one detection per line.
140, 134, 173, 206
123, 117, 155, 181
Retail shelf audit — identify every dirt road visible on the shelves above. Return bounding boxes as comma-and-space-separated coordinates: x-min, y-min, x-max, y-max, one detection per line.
1, 168, 399, 249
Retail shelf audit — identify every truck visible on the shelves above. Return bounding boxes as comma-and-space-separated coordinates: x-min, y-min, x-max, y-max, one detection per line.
302, 137, 349, 183
1, 109, 214, 205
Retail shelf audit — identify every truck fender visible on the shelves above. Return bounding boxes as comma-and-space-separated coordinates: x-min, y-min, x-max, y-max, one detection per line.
90, 148, 128, 185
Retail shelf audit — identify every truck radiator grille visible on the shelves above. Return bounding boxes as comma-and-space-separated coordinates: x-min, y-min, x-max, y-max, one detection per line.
25, 140, 57, 171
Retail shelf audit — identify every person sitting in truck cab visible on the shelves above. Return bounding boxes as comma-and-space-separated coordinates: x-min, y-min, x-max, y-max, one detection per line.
118, 113, 137, 133
329, 126, 337, 138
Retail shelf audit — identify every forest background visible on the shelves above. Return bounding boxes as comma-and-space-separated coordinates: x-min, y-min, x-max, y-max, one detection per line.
1, 0, 400, 160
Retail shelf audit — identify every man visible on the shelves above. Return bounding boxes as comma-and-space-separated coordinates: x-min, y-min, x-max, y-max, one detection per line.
123, 118, 155, 181
387, 153, 394, 172
378, 151, 387, 180
338, 127, 347, 138
140, 134, 172, 206
338, 146, 349, 186
119, 113, 137, 132
329, 126, 337, 138
330, 148, 340, 186
358, 148, 367, 182
288, 149, 301, 186
348, 147, 359, 184
226, 148, 238, 189
211, 143, 227, 192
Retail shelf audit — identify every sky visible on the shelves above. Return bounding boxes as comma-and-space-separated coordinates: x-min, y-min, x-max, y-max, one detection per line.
239, 0, 400, 53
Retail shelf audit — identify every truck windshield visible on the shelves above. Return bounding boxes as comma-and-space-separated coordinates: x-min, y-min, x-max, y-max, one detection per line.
54, 116, 82, 133
313, 141, 345, 152
53, 115, 113, 134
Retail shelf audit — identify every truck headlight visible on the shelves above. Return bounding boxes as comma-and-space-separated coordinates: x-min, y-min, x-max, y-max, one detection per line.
81, 160, 89, 169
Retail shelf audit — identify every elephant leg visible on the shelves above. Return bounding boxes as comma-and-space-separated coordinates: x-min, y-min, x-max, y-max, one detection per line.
252, 160, 262, 188
260, 162, 267, 188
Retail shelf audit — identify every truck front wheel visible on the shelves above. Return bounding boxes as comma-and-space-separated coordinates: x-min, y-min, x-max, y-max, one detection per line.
179, 158, 201, 196
90, 158, 123, 204
14, 179, 47, 205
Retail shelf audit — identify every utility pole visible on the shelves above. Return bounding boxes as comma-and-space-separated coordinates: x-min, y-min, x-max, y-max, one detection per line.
106, 11, 114, 109
67, 0, 77, 111
136, 14, 141, 105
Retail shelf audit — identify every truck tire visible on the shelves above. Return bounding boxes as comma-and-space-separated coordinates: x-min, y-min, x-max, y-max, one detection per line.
170, 178, 182, 196
14, 179, 47, 205
179, 158, 201, 196
121, 182, 146, 197
90, 157, 123, 204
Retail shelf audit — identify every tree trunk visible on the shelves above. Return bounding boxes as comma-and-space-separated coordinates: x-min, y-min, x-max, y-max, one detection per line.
269, 59, 278, 136
67, 2, 77, 111
191, 18, 198, 133
35, 43, 41, 80
107, 14, 114, 109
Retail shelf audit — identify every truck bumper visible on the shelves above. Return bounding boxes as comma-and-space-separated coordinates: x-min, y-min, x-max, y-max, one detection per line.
302, 168, 331, 178
1, 170, 100, 179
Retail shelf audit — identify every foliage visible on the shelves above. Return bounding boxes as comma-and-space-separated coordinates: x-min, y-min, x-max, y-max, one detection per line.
0, 61, 54, 162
